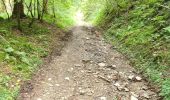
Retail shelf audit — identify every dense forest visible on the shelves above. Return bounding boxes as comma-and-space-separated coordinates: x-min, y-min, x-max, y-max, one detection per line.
0, 0, 170, 100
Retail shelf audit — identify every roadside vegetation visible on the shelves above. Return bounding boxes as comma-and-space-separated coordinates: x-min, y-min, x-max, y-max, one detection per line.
0, 20, 51, 100
82, 0, 170, 99
0, 0, 80, 99
0, 0, 170, 99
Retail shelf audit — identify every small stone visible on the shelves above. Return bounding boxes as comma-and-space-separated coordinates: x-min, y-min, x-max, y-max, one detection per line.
114, 82, 120, 87
114, 82, 124, 91
135, 76, 142, 81
141, 92, 150, 99
107, 75, 112, 79
68, 67, 74, 72
78, 87, 82, 90
79, 90, 86, 95
90, 61, 93, 63
82, 59, 91, 63
111, 65, 117, 69
95, 80, 100, 83
81, 70, 85, 73
117, 86, 124, 91
48, 78, 52, 81
74, 64, 81, 67
65, 77, 70, 81
141, 86, 148, 90
37, 98, 42, 100
98, 63, 106, 67
100, 96, 107, 100
128, 75, 135, 80
131, 95, 138, 100
131, 92, 139, 98
107, 64, 117, 69
124, 88, 130, 92
86, 37, 90, 40
55, 84, 60, 86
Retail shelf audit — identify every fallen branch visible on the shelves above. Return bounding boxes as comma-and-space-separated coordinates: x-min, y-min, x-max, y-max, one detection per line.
98, 75, 111, 83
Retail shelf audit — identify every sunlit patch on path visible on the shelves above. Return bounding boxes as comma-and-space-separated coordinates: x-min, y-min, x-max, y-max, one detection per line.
74, 10, 91, 26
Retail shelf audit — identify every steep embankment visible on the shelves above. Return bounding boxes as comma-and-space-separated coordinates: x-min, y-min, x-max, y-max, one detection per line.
83, 0, 170, 99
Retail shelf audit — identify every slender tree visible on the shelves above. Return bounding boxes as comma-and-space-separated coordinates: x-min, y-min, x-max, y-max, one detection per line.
37, 0, 41, 20
43, 0, 48, 13
40, 0, 48, 21
17, 0, 21, 30
12, 0, 25, 18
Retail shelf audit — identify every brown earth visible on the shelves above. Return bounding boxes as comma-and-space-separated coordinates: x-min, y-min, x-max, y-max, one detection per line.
18, 26, 160, 100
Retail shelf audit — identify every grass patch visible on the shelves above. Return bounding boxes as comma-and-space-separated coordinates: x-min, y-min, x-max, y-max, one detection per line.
0, 19, 52, 99
83, 0, 170, 99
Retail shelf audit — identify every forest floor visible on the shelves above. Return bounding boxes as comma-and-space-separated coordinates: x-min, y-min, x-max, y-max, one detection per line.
18, 26, 161, 100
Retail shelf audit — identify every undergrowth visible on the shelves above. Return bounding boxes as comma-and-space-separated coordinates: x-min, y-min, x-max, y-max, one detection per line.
0, 19, 51, 99
0, 1, 79, 99
83, 0, 170, 99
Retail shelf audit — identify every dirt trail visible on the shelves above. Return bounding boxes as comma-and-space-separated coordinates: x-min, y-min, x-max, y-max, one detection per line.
18, 26, 159, 100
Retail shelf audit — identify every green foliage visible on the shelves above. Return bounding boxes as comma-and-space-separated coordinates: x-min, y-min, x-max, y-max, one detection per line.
43, 0, 77, 28
160, 79, 170, 99
82, 0, 170, 99
0, 72, 20, 100
81, 0, 106, 22
0, 20, 51, 99
0, 0, 78, 28
164, 26, 170, 34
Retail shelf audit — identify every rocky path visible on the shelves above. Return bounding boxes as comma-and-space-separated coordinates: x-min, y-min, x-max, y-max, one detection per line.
18, 26, 159, 100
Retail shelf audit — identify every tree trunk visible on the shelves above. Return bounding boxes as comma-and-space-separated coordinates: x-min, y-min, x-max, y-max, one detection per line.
12, 0, 25, 18
43, 0, 48, 14
40, 0, 48, 21
37, 0, 41, 20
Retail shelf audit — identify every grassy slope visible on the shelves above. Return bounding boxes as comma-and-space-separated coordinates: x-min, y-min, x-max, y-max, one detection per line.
0, 1, 78, 100
0, 19, 53, 100
0, 1, 77, 99
85, 0, 170, 99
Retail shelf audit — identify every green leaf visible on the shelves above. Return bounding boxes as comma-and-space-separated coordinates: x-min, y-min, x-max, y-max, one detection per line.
4, 54, 10, 60
21, 57, 30, 65
164, 26, 170, 33
4, 47, 14, 53
15, 51, 26, 57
